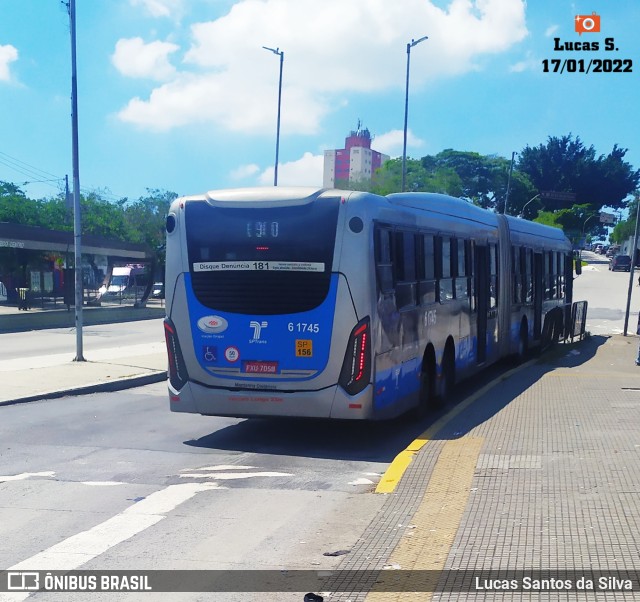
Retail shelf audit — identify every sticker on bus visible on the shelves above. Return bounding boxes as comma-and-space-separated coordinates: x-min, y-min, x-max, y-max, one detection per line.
193, 261, 325, 273
295, 340, 313, 357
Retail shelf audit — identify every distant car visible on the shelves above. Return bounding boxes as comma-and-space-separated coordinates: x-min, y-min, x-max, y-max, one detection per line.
151, 282, 165, 299
609, 255, 631, 272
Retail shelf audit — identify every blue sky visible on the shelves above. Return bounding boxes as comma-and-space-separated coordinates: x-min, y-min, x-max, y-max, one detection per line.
0, 0, 638, 204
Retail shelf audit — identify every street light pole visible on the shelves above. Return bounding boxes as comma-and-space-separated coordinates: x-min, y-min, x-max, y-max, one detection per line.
69, 0, 84, 361
519, 193, 541, 218
624, 200, 640, 336
262, 46, 284, 186
402, 36, 428, 193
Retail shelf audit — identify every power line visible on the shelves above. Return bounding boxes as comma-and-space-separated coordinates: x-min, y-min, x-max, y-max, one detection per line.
0, 150, 129, 201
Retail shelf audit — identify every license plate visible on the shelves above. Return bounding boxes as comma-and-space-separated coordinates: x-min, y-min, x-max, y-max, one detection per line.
295, 339, 313, 357
243, 360, 279, 374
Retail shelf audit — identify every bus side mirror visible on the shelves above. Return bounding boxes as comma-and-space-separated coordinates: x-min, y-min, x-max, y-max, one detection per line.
574, 252, 582, 276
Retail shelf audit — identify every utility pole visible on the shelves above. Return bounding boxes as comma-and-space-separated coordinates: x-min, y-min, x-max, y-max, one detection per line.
504, 151, 515, 214
262, 46, 284, 186
69, 0, 84, 361
402, 36, 428, 192
624, 200, 640, 336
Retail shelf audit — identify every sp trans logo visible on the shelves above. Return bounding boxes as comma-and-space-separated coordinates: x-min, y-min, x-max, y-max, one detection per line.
249, 320, 268, 343
542, 11, 632, 74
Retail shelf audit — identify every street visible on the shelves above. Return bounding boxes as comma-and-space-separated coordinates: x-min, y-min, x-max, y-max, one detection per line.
0, 251, 638, 601
573, 250, 640, 335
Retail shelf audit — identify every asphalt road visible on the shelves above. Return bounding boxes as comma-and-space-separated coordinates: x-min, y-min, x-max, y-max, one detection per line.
574, 250, 640, 335
0, 250, 636, 602
0, 380, 439, 601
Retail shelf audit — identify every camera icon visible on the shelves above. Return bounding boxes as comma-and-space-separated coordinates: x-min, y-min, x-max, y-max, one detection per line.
575, 12, 600, 35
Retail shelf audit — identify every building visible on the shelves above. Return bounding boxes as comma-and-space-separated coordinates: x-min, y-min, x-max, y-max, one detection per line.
323, 122, 389, 188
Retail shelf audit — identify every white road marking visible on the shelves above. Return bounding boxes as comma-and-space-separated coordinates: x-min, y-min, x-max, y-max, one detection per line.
0, 483, 224, 602
181, 465, 255, 471
348, 478, 375, 486
80, 481, 127, 486
179, 471, 292, 480
0, 471, 55, 482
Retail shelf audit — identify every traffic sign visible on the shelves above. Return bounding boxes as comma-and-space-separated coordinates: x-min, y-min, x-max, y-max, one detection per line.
539, 191, 577, 202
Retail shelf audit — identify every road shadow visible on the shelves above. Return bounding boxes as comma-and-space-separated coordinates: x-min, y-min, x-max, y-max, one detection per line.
183, 336, 607, 463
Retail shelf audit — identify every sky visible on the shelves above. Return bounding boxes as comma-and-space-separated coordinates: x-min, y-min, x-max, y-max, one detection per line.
0, 0, 639, 204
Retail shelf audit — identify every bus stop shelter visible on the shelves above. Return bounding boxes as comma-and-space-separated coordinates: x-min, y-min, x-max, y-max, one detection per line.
0, 222, 154, 307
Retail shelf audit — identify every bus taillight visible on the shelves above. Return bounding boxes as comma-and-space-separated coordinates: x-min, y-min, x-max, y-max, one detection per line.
339, 317, 371, 396
164, 318, 189, 390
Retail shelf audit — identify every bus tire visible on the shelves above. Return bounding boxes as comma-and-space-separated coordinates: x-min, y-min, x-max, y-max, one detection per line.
411, 349, 437, 418
439, 342, 456, 403
516, 319, 528, 363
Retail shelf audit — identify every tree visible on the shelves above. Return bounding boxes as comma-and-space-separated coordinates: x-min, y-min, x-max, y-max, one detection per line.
610, 194, 640, 245
517, 134, 640, 212
121, 189, 178, 275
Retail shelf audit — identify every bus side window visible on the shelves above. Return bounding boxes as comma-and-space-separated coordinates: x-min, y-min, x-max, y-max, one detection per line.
375, 227, 394, 293
394, 231, 417, 309
455, 238, 469, 300
524, 248, 533, 303
418, 234, 436, 305
489, 243, 498, 309
512, 246, 521, 304
439, 236, 454, 303
468, 240, 476, 312
544, 251, 553, 300
558, 251, 565, 297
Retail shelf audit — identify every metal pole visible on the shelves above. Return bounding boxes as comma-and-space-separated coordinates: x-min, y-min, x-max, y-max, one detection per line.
275, 50, 283, 186
262, 46, 284, 186
623, 200, 640, 335
401, 42, 411, 193
70, 0, 84, 361
401, 36, 427, 193
504, 151, 515, 214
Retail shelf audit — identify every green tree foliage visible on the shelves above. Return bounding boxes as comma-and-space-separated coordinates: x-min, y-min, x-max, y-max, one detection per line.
119, 189, 178, 269
517, 134, 640, 212
1, 181, 176, 271
610, 195, 640, 244
533, 204, 607, 244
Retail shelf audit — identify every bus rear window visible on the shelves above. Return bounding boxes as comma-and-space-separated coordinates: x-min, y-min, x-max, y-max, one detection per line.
185, 197, 340, 314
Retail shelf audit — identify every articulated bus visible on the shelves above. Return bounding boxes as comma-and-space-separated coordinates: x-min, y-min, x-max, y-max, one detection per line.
163, 187, 578, 420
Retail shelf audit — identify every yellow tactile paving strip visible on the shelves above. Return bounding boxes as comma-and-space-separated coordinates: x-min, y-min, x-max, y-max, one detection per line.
365, 436, 484, 601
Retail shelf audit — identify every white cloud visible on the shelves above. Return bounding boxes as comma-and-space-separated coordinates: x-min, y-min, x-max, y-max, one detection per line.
373, 129, 425, 157
258, 152, 323, 187
510, 53, 538, 73
130, 0, 184, 18
112, 38, 179, 81
545, 24, 560, 37
117, 0, 528, 133
0, 44, 18, 82
230, 163, 260, 180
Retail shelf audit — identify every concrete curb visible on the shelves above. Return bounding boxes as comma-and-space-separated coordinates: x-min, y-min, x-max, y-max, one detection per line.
0, 371, 167, 407
0, 306, 165, 334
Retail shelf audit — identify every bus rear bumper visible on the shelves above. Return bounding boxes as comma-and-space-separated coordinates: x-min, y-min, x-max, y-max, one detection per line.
168, 380, 375, 420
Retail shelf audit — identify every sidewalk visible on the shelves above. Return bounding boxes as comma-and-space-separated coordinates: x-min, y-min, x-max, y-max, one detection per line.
0, 301, 168, 406
325, 333, 640, 599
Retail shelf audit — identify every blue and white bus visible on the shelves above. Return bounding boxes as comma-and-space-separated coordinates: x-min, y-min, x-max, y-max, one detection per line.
163, 187, 577, 420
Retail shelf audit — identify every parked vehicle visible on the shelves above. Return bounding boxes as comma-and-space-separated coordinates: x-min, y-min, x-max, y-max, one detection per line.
609, 255, 631, 272
151, 282, 165, 299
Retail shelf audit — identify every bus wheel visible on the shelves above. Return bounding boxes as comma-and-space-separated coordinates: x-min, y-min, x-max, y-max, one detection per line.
411, 357, 437, 418
516, 321, 528, 363
439, 346, 456, 403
